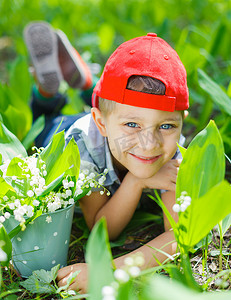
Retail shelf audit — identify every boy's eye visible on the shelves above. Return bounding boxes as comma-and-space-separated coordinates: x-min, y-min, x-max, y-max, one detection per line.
160, 124, 173, 130
125, 122, 139, 128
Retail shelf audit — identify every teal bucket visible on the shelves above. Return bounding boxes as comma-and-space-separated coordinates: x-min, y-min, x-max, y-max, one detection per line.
4, 204, 75, 277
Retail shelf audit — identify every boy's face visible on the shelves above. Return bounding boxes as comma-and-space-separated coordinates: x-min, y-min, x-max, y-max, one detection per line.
93, 103, 184, 179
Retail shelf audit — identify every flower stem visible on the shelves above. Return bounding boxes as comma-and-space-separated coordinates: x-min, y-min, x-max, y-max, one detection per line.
218, 222, 223, 271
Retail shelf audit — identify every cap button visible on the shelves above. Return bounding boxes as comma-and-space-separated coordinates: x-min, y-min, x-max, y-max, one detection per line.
147, 33, 157, 37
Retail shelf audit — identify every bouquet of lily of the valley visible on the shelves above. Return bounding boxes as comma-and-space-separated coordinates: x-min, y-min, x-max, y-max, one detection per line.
0, 122, 108, 231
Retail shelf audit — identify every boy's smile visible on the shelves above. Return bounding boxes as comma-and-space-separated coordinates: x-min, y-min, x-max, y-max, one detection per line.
94, 103, 183, 180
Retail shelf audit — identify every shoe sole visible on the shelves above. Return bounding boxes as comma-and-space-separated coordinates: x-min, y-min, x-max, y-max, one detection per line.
24, 22, 63, 94
56, 29, 92, 90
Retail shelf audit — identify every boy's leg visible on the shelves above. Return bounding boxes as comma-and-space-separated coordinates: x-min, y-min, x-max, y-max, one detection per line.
24, 21, 94, 146
56, 29, 92, 91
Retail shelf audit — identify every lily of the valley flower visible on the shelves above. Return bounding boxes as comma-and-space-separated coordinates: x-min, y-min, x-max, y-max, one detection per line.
0, 150, 109, 230
172, 191, 192, 213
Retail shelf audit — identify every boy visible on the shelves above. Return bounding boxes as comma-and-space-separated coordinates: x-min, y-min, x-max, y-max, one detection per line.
24, 23, 188, 293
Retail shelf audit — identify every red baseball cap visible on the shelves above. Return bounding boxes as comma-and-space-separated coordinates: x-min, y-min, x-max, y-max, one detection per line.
92, 33, 189, 112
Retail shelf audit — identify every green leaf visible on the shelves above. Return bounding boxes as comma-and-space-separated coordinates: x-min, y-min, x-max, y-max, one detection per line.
0, 122, 27, 161
22, 115, 45, 150
6, 157, 25, 177
9, 56, 32, 104
38, 172, 65, 198
167, 254, 201, 292
177, 144, 186, 158
143, 273, 231, 300
0, 225, 12, 266
178, 180, 231, 248
175, 121, 230, 250
221, 213, 231, 237
86, 218, 114, 300
198, 69, 231, 116
1, 105, 31, 141
0, 177, 15, 197
40, 131, 65, 175
44, 137, 80, 185
176, 120, 225, 200
20, 264, 60, 294
4, 177, 29, 198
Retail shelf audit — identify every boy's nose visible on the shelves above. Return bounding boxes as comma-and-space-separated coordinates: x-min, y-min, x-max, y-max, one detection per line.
138, 129, 163, 151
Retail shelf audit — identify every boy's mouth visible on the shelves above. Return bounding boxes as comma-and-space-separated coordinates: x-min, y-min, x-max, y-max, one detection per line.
129, 153, 162, 164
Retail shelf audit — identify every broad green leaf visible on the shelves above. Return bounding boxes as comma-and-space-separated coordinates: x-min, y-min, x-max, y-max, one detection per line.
167, 254, 201, 292
4, 157, 31, 197
142, 274, 231, 300
198, 69, 231, 116
44, 137, 80, 185
0, 225, 12, 266
9, 56, 32, 104
20, 266, 57, 294
22, 115, 45, 150
116, 280, 134, 300
0, 177, 15, 197
221, 213, 231, 237
38, 172, 65, 198
1, 105, 31, 141
178, 180, 231, 248
176, 120, 225, 200
31, 264, 60, 284
0, 79, 31, 114
6, 157, 25, 177
0, 122, 27, 161
4, 177, 29, 197
86, 218, 114, 300
177, 144, 186, 158
40, 131, 65, 175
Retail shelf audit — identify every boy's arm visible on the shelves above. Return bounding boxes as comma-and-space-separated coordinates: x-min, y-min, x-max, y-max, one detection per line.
79, 159, 179, 240
79, 172, 143, 239
114, 229, 177, 270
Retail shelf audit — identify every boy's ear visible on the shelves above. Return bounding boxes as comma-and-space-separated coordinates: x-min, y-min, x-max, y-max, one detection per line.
91, 107, 107, 137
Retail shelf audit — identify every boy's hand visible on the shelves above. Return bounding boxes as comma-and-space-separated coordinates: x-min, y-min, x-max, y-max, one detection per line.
139, 159, 181, 191
57, 263, 88, 294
